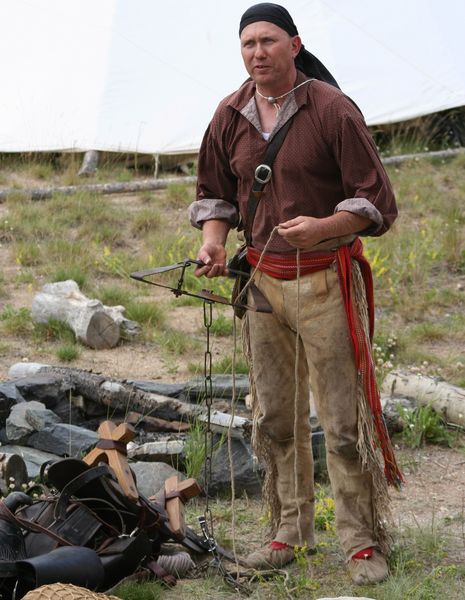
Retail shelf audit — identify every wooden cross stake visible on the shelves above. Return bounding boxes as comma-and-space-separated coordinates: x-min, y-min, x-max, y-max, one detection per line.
164, 474, 201, 539
83, 420, 138, 502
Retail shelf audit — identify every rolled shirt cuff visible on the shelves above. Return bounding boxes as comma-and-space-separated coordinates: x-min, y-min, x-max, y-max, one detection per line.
188, 198, 240, 230
334, 198, 384, 235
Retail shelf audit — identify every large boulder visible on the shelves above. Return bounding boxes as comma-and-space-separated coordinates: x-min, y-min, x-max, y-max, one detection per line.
206, 436, 263, 497
5, 401, 58, 444
28, 423, 98, 456
13, 373, 72, 409
131, 461, 184, 498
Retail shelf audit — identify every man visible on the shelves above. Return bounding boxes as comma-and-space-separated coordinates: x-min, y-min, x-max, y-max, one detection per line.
189, 3, 401, 585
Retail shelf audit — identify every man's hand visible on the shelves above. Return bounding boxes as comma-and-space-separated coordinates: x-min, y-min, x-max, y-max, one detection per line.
278, 212, 373, 249
277, 216, 325, 249
194, 242, 228, 278
194, 219, 231, 278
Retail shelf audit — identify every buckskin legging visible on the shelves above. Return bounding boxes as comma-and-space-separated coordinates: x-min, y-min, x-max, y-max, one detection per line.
245, 265, 377, 558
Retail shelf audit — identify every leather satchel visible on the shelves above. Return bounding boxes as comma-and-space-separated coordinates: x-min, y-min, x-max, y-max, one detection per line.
0, 459, 170, 600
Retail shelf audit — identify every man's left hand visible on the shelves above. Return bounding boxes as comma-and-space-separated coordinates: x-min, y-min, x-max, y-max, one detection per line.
277, 216, 324, 249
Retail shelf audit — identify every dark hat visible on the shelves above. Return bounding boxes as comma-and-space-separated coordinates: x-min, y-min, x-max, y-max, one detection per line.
239, 3, 340, 89
239, 3, 298, 37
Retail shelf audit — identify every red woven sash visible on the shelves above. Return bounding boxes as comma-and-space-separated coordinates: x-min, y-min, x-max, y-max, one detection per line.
247, 239, 403, 487
247, 246, 335, 279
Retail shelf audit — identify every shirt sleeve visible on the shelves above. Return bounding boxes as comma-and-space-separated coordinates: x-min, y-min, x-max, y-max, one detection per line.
188, 109, 240, 230
325, 95, 398, 236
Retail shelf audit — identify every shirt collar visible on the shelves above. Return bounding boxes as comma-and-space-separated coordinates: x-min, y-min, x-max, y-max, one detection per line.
226, 70, 313, 139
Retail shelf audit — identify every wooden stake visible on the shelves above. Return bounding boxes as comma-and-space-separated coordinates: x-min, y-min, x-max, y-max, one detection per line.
83, 420, 138, 502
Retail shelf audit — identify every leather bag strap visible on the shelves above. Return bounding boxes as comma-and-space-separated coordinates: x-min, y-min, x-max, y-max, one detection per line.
54, 465, 114, 520
244, 117, 293, 246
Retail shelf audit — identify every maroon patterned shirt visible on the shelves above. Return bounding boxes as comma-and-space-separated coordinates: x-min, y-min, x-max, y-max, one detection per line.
189, 70, 397, 253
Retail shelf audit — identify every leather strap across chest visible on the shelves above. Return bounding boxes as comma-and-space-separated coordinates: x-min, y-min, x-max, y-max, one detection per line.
244, 117, 293, 246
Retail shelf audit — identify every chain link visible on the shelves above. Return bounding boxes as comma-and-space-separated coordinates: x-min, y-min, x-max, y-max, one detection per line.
199, 300, 250, 594
202, 300, 214, 524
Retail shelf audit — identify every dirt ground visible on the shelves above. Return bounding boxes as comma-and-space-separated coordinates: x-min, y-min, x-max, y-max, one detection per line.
1, 195, 464, 563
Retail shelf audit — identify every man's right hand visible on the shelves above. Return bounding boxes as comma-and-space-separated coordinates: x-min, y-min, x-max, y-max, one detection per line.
195, 242, 228, 278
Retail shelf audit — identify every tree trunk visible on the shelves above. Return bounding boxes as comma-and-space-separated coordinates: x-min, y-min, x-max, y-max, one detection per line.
31, 280, 139, 349
0, 175, 197, 202
7, 363, 252, 439
78, 150, 100, 176
382, 370, 465, 427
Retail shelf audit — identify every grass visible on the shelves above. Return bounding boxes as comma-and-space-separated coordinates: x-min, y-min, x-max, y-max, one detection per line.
208, 311, 234, 336
50, 266, 88, 289
156, 328, 200, 355
166, 182, 192, 207
397, 404, 456, 448
33, 318, 75, 344
125, 301, 165, 328
56, 344, 80, 362
188, 354, 249, 376
0, 305, 33, 336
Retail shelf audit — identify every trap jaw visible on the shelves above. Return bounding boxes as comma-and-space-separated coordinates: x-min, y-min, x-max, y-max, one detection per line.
130, 258, 266, 313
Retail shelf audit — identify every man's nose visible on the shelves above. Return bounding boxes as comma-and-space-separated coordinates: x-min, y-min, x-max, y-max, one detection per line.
254, 43, 267, 58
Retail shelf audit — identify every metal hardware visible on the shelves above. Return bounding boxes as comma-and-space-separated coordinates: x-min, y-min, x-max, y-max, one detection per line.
254, 164, 272, 184
130, 259, 252, 309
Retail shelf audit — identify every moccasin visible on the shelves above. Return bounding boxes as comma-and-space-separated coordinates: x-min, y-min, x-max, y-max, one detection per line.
246, 544, 295, 569
348, 549, 389, 585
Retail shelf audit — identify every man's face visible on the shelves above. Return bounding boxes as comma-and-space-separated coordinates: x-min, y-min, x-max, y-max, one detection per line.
240, 21, 301, 89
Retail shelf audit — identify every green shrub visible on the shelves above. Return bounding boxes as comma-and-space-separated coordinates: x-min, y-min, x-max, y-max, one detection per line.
56, 344, 80, 362
0, 305, 33, 336
397, 404, 455, 448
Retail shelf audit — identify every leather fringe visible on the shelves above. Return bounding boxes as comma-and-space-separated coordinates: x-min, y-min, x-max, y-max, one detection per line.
242, 313, 281, 538
352, 261, 393, 555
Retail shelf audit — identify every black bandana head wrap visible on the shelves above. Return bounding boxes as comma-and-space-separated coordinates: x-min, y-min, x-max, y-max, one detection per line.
239, 3, 339, 89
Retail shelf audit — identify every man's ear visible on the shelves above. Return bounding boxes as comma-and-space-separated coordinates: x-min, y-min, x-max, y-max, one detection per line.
291, 35, 302, 58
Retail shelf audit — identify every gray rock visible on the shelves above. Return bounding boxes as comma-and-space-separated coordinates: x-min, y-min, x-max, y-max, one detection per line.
0, 382, 19, 424
207, 436, 263, 497
131, 461, 184, 498
13, 373, 72, 409
6, 401, 47, 444
204, 430, 326, 496
0, 445, 61, 478
8, 363, 49, 379
0, 381, 23, 403
25, 404, 62, 431
128, 380, 185, 398
185, 375, 250, 402
27, 423, 98, 457
0, 428, 9, 445
128, 439, 185, 464
312, 430, 327, 479
50, 396, 87, 426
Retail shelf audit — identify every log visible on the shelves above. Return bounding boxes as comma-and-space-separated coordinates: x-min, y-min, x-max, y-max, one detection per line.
128, 439, 186, 462
125, 411, 190, 433
31, 280, 139, 349
0, 175, 196, 202
0, 453, 28, 495
382, 370, 465, 427
7, 364, 252, 439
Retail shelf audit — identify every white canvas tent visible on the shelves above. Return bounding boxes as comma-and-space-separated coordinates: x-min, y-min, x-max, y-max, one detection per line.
1, 0, 464, 155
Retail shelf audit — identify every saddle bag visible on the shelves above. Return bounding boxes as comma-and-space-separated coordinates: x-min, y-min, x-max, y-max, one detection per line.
0, 459, 168, 600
